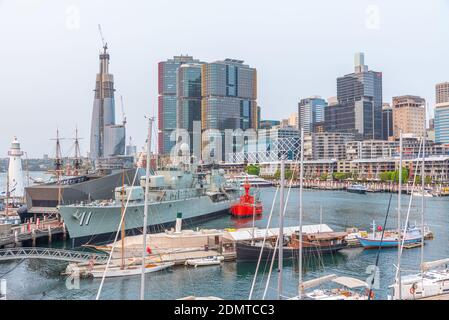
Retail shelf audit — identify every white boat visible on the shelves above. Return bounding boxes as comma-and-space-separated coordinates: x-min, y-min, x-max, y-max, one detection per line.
185, 256, 224, 267
227, 173, 273, 188
411, 190, 433, 197
389, 269, 449, 300
290, 274, 370, 300
91, 262, 174, 278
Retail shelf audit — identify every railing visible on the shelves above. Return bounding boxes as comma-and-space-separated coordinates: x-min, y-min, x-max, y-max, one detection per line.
0, 247, 108, 264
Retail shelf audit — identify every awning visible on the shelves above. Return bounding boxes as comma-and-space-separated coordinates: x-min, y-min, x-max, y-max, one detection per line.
332, 276, 368, 289
421, 258, 449, 271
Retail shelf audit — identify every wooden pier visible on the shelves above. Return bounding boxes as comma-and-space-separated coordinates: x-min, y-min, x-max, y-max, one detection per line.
0, 219, 66, 248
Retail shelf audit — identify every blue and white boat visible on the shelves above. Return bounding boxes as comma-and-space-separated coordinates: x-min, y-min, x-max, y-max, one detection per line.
346, 184, 367, 194
356, 221, 422, 249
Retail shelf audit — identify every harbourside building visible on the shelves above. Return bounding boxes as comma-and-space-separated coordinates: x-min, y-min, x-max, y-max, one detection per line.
392, 95, 426, 139
311, 132, 354, 160
345, 140, 398, 161
89, 44, 127, 168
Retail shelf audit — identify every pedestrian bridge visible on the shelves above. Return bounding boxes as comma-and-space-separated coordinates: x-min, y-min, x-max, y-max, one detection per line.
0, 247, 108, 264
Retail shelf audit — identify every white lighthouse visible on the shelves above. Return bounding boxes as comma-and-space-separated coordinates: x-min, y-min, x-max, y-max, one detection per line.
7, 137, 25, 199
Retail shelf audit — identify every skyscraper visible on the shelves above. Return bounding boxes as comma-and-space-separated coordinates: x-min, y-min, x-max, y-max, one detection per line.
436, 82, 449, 104
435, 83, 449, 145
201, 59, 258, 131
298, 96, 328, 134
177, 63, 203, 152
90, 45, 126, 162
333, 52, 383, 140
392, 95, 426, 138
158, 55, 202, 155
382, 103, 393, 140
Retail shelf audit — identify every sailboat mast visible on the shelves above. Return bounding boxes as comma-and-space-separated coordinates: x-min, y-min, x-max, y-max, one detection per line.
140, 116, 153, 300
421, 107, 426, 272
298, 127, 304, 299
277, 157, 285, 300
397, 132, 403, 299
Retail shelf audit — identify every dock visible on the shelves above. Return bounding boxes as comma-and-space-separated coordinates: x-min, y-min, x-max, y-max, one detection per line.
0, 219, 66, 248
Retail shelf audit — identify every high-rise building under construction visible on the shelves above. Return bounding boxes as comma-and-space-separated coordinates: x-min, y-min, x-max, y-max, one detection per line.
89, 44, 126, 166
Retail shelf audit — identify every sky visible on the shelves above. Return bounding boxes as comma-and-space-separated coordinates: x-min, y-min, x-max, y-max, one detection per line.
0, 0, 448, 158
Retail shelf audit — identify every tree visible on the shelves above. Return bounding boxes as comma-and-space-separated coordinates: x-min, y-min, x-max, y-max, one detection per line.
319, 173, 328, 181
332, 172, 350, 181
379, 171, 393, 182
414, 175, 422, 185
246, 164, 260, 176
425, 176, 432, 185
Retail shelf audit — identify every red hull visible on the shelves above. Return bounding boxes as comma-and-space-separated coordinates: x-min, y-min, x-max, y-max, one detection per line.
230, 179, 263, 218
230, 204, 263, 217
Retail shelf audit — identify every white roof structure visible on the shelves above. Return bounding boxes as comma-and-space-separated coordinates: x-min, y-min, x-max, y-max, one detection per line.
223, 224, 333, 242
332, 276, 368, 289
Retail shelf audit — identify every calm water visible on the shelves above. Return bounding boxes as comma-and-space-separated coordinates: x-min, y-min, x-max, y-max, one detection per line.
1, 184, 449, 300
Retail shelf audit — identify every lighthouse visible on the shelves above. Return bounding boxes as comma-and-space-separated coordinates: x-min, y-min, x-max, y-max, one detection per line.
7, 137, 25, 199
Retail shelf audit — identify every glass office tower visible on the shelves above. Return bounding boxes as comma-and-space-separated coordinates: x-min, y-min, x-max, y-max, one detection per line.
158, 56, 202, 155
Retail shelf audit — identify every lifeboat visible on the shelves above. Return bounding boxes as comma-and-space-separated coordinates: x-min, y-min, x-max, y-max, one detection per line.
230, 180, 263, 218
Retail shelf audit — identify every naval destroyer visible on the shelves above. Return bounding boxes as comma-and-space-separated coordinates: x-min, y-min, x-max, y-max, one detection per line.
59, 167, 240, 246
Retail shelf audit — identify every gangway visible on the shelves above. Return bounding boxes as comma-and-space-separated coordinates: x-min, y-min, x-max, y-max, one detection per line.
0, 247, 108, 264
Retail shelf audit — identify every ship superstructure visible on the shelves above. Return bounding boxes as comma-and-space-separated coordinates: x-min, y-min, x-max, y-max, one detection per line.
59, 168, 240, 246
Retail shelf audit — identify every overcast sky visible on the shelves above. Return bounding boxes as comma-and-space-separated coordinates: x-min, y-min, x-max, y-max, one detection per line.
0, 0, 448, 157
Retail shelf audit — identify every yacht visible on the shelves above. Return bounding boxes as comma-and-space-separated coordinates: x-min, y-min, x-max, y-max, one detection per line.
227, 173, 273, 188
346, 184, 367, 194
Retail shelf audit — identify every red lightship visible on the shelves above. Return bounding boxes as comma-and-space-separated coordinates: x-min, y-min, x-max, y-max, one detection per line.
230, 180, 263, 218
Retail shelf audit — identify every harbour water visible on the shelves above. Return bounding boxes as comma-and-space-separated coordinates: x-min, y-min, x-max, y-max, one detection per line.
1, 181, 449, 300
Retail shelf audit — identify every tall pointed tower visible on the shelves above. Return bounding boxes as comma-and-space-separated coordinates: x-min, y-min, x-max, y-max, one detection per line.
90, 44, 116, 160
7, 137, 25, 198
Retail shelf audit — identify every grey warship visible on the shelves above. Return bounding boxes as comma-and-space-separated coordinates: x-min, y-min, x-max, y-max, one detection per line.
59, 167, 240, 246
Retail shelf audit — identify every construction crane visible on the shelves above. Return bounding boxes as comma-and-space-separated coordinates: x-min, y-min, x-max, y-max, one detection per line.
120, 95, 127, 126
98, 24, 107, 50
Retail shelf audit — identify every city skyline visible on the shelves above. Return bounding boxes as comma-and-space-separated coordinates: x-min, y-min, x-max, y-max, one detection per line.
1, 0, 449, 157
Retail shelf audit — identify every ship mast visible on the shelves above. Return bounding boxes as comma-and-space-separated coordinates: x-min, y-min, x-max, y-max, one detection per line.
51, 129, 65, 206
72, 127, 83, 176
121, 169, 125, 270
140, 116, 154, 300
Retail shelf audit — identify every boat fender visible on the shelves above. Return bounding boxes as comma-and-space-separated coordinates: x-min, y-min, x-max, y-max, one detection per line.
410, 283, 418, 295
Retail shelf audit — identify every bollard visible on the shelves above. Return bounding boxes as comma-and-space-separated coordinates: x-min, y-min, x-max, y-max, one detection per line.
62, 222, 67, 241
48, 226, 52, 244
31, 229, 36, 247
0, 279, 6, 300
14, 229, 19, 246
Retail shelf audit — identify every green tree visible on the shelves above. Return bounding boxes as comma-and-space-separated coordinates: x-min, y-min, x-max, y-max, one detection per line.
246, 164, 260, 176
425, 176, 432, 185
319, 173, 328, 181
414, 175, 422, 185
332, 172, 349, 181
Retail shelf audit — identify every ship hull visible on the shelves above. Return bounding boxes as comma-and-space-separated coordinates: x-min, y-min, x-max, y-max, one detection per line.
236, 241, 346, 262
357, 236, 422, 249
59, 195, 236, 247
